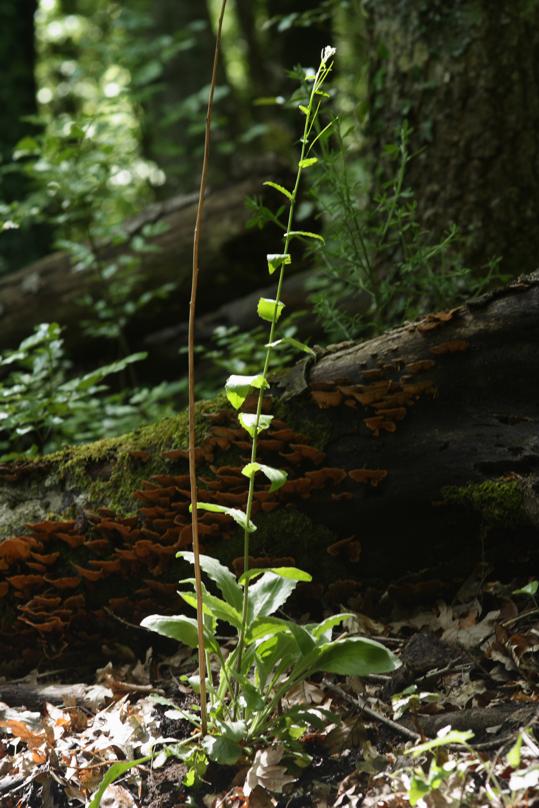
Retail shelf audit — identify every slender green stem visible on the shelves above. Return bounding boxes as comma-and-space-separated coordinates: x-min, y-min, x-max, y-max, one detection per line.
233, 56, 335, 715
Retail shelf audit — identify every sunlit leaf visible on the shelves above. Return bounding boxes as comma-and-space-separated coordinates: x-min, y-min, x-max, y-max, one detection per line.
257, 297, 285, 322
507, 732, 523, 769
89, 756, 153, 808
263, 180, 293, 202
248, 571, 299, 619
202, 735, 242, 765
285, 230, 325, 242
241, 462, 287, 491
179, 590, 242, 630
238, 412, 273, 438
513, 580, 538, 596
190, 501, 256, 533
406, 727, 474, 757
298, 104, 309, 116
266, 336, 315, 356
239, 566, 312, 585
178, 552, 242, 610
266, 253, 291, 275
140, 614, 200, 648
298, 158, 318, 168
313, 637, 401, 676
225, 373, 267, 410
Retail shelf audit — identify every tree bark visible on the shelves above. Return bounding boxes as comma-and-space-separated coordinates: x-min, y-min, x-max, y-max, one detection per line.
363, 0, 539, 276
0, 273, 538, 672
0, 0, 50, 271
0, 170, 290, 364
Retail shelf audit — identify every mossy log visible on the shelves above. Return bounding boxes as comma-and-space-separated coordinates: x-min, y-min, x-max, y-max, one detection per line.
1, 273, 538, 672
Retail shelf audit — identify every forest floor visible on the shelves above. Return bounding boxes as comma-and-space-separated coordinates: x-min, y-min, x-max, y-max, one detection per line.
0, 567, 537, 808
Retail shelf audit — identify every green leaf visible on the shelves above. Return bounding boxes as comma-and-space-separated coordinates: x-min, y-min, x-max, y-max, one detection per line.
506, 733, 523, 769
298, 104, 309, 116
238, 412, 273, 438
140, 614, 205, 648
89, 756, 153, 808
408, 775, 430, 806
266, 253, 291, 275
406, 728, 475, 757
257, 297, 285, 322
263, 180, 293, 202
313, 637, 401, 676
308, 613, 355, 642
179, 590, 242, 630
225, 373, 267, 410
248, 572, 299, 619
239, 566, 312, 585
178, 552, 242, 610
241, 462, 288, 492
266, 336, 315, 356
202, 735, 242, 765
190, 501, 256, 533
513, 580, 538, 596
298, 157, 318, 168
285, 230, 325, 243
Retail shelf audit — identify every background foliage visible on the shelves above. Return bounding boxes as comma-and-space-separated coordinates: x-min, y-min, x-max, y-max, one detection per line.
0, 0, 517, 458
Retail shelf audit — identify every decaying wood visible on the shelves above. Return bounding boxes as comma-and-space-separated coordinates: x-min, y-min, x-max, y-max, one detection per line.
0, 274, 538, 670
0, 170, 291, 361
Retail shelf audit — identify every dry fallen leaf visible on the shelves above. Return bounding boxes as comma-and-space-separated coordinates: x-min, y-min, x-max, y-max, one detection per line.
243, 746, 296, 796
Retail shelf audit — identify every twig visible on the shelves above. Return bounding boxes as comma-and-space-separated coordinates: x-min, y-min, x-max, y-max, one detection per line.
322, 677, 421, 741
188, 0, 228, 737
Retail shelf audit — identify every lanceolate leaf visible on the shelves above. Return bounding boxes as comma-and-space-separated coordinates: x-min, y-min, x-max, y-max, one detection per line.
140, 614, 217, 650
257, 297, 285, 323
178, 552, 242, 610
238, 413, 273, 438
89, 757, 154, 808
263, 180, 293, 202
190, 502, 256, 533
248, 572, 299, 620
225, 373, 267, 410
298, 157, 318, 168
313, 637, 401, 676
266, 253, 291, 275
239, 567, 312, 585
266, 336, 315, 356
285, 230, 325, 243
179, 589, 242, 630
241, 462, 288, 492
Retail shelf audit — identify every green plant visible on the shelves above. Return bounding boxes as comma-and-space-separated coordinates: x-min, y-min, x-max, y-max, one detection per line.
136, 45, 399, 791
9, 115, 175, 355
304, 119, 505, 341
0, 322, 146, 459
142, 553, 398, 773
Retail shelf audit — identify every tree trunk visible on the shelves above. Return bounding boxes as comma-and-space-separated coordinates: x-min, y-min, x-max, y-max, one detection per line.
136, 0, 234, 194
363, 0, 539, 276
0, 273, 538, 673
0, 169, 291, 366
0, 0, 50, 271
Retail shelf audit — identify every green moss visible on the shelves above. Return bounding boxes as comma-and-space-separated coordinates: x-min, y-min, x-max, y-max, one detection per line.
45, 394, 228, 514
441, 479, 526, 528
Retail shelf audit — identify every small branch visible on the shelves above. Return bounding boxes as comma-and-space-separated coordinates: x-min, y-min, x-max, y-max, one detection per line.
322, 677, 421, 741
188, 0, 228, 736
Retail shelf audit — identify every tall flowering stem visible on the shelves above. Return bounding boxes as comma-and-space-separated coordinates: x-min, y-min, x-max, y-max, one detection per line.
231, 48, 337, 692
188, 0, 228, 736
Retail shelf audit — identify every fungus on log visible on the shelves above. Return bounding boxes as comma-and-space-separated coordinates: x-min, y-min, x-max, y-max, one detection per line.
0, 273, 538, 672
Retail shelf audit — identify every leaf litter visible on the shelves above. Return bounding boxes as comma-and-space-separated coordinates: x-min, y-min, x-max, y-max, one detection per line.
0, 574, 537, 807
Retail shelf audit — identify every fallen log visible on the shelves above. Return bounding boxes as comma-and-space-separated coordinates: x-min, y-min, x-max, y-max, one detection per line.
0, 273, 538, 672
0, 168, 295, 363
